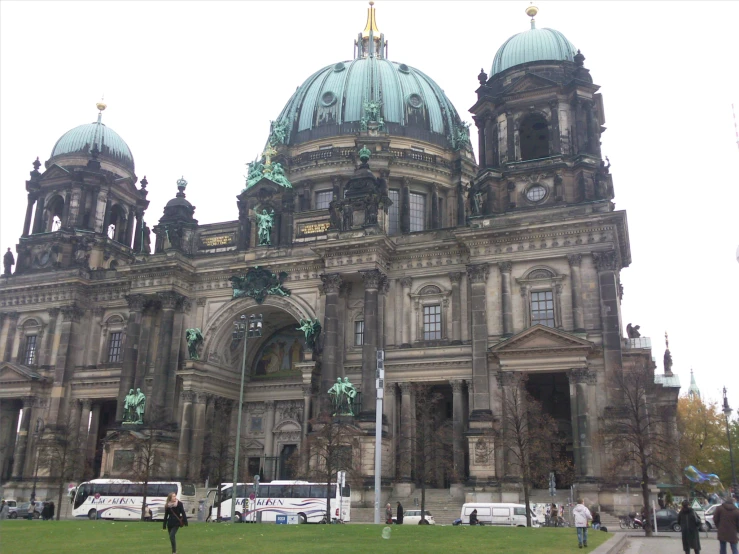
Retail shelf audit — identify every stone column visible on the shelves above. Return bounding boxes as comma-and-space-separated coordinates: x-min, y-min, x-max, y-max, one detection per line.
151, 292, 180, 420
124, 212, 135, 248
301, 386, 311, 441
176, 391, 194, 478
187, 392, 208, 481
11, 397, 33, 478
399, 383, 412, 481
3, 312, 19, 362
0, 401, 20, 480
32, 195, 45, 234
467, 264, 491, 414
319, 274, 343, 413
135, 302, 158, 389
115, 295, 146, 421
449, 272, 463, 344
506, 112, 515, 163
22, 194, 35, 237
570, 369, 596, 477
456, 182, 466, 226
60, 189, 72, 228
400, 277, 412, 348
165, 298, 188, 421
499, 262, 513, 336
132, 211, 144, 252
484, 116, 496, 168
40, 308, 59, 368
400, 178, 411, 234
87, 403, 101, 463
549, 100, 561, 155
48, 304, 83, 426
431, 184, 440, 229
263, 401, 276, 479
78, 399, 92, 447
592, 251, 623, 372
567, 254, 585, 332
360, 269, 383, 414
450, 379, 466, 482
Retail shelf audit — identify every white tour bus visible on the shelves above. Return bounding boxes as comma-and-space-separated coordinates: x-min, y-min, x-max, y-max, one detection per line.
216, 474, 351, 523
460, 502, 540, 527
72, 479, 197, 520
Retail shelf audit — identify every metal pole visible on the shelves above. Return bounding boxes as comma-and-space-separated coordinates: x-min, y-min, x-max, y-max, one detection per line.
231, 316, 249, 522
373, 350, 385, 524
723, 387, 737, 488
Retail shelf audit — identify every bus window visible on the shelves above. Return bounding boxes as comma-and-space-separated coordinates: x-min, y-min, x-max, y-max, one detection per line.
293, 485, 311, 498
93, 484, 110, 496
74, 484, 89, 508
182, 484, 196, 497
236, 485, 247, 499
269, 485, 287, 498
341, 486, 351, 498
109, 484, 125, 495
310, 485, 327, 498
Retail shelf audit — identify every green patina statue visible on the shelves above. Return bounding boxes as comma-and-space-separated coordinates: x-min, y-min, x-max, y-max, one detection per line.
230, 266, 291, 304
448, 122, 471, 151
328, 377, 357, 416
244, 158, 266, 190
122, 387, 146, 424
185, 328, 204, 360
358, 145, 371, 164
269, 119, 288, 146
256, 209, 275, 246
296, 318, 322, 351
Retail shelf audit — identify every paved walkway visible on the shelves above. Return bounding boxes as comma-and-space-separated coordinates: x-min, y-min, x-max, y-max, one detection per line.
620, 533, 719, 554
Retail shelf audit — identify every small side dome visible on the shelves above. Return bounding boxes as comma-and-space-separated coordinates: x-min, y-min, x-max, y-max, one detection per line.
49, 106, 135, 171
491, 27, 576, 76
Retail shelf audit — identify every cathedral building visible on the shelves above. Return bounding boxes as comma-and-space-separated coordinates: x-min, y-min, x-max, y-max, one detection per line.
0, 4, 678, 507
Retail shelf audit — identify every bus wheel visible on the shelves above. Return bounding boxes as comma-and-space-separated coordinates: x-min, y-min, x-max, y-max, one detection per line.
298, 513, 307, 524
234, 512, 242, 523
88, 509, 97, 520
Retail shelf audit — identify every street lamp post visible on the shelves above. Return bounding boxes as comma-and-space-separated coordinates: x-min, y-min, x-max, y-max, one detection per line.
231, 314, 262, 522
722, 387, 738, 491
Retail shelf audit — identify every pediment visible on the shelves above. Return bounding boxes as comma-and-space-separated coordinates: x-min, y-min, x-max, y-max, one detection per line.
244, 439, 264, 450
0, 362, 42, 383
240, 176, 286, 197
38, 164, 71, 182
503, 73, 559, 95
490, 325, 593, 356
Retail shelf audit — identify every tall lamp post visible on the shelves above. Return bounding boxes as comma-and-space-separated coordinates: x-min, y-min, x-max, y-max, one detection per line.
722, 387, 738, 491
231, 314, 262, 522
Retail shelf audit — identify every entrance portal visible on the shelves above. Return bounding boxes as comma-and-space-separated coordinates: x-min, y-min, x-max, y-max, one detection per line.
525, 372, 574, 486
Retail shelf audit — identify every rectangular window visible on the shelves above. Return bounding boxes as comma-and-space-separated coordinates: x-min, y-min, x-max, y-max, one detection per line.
24, 335, 37, 365
388, 190, 399, 235
354, 320, 364, 346
315, 191, 332, 210
411, 146, 425, 153
107, 331, 122, 363
423, 305, 442, 340
319, 144, 333, 150
530, 290, 555, 327
409, 192, 426, 232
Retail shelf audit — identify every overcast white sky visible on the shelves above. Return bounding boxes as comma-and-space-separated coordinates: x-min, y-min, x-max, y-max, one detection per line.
1, 1, 737, 406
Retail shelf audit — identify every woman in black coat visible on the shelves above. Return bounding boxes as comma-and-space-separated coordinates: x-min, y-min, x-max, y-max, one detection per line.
678, 500, 701, 554
163, 493, 188, 554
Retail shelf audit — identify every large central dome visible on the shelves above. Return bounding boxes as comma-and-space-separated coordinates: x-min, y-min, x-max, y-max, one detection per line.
272, 4, 468, 151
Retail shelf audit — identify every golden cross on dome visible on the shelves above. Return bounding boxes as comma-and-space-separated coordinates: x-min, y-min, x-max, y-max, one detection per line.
262, 143, 277, 173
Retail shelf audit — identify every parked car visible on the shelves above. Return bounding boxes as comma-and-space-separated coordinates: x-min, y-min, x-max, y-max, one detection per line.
460, 503, 539, 527
654, 508, 680, 532
397, 510, 435, 525
5, 499, 18, 518
15, 501, 46, 519
704, 504, 718, 530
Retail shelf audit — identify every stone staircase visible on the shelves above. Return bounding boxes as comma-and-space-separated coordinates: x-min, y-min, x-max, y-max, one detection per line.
349, 488, 464, 525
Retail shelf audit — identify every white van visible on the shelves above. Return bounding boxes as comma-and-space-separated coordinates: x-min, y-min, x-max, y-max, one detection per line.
460, 503, 540, 527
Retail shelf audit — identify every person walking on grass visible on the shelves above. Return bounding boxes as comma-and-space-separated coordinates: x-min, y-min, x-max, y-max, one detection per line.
396, 501, 404, 524
163, 492, 188, 554
678, 499, 701, 554
714, 494, 739, 554
573, 498, 593, 549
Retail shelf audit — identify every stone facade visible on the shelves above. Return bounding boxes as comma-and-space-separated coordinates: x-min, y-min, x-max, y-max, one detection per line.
0, 7, 679, 506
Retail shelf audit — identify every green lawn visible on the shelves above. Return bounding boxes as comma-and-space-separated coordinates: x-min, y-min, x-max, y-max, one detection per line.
0, 520, 612, 553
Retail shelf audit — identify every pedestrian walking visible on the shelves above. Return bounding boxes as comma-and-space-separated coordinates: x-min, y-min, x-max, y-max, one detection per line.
396, 501, 404, 525
41, 502, 51, 520
163, 492, 188, 554
678, 500, 701, 554
385, 503, 393, 524
714, 495, 739, 554
469, 509, 479, 525
573, 498, 593, 549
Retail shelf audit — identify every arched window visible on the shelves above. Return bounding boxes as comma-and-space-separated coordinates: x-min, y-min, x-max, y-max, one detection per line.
20, 318, 42, 366
519, 114, 550, 161
108, 205, 127, 244
516, 267, 565, 329
45, 195, 65, 232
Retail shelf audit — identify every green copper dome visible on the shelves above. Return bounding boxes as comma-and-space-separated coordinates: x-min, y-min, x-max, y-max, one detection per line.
491, 26, 577, 76
274, 56, 468, 149
50, 119, 134, 171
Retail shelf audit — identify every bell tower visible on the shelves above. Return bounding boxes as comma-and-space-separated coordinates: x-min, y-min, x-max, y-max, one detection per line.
13, 102, 149, 274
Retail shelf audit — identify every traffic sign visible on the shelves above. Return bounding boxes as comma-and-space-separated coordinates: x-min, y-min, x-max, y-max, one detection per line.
249, 493, 255, 501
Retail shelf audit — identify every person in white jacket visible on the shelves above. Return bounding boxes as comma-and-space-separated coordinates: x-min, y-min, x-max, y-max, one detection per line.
573, 499, 593, 548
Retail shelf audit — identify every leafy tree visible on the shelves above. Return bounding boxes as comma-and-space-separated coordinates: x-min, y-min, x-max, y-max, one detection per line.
495, 373, 564, 527
677, 394, 726, 492
600, 360, 678, 537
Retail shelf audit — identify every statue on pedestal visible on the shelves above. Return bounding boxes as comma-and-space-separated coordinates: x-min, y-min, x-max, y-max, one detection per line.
123, 388, 146, 424
186, 328, 204, 360
328, 377, 357, 416
256, 209, 275, 246
3, 248, 15, 276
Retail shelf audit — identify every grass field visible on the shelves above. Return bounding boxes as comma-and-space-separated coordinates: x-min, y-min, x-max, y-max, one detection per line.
0, 520, 612, 553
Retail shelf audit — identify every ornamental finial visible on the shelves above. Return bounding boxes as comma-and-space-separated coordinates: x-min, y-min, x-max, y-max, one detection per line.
526, 3, 538, 29
358, 144, 371, 164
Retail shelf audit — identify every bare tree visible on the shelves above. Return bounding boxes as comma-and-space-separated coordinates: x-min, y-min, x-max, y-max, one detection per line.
600, 360, 678, 537
300, 408, 362, 523
495, 373, 563, 527
201, 401, 236, 522
396, 384, 455, 524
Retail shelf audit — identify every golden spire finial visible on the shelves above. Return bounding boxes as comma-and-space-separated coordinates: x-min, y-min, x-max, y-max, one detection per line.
526, 3, 538, 29
362, 0, 380, 38
96, 94, 107, 112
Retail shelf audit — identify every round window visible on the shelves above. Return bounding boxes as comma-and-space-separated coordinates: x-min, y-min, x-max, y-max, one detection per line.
398, 63, 410, 74
333, 62, 346, 72
321, 91, 337, 107
407, 93, 423, 109
526, 185, 547, 202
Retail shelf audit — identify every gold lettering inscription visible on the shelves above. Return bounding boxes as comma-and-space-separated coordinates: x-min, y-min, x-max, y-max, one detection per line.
200, 235, 234, 247
299, 222, 330, 236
